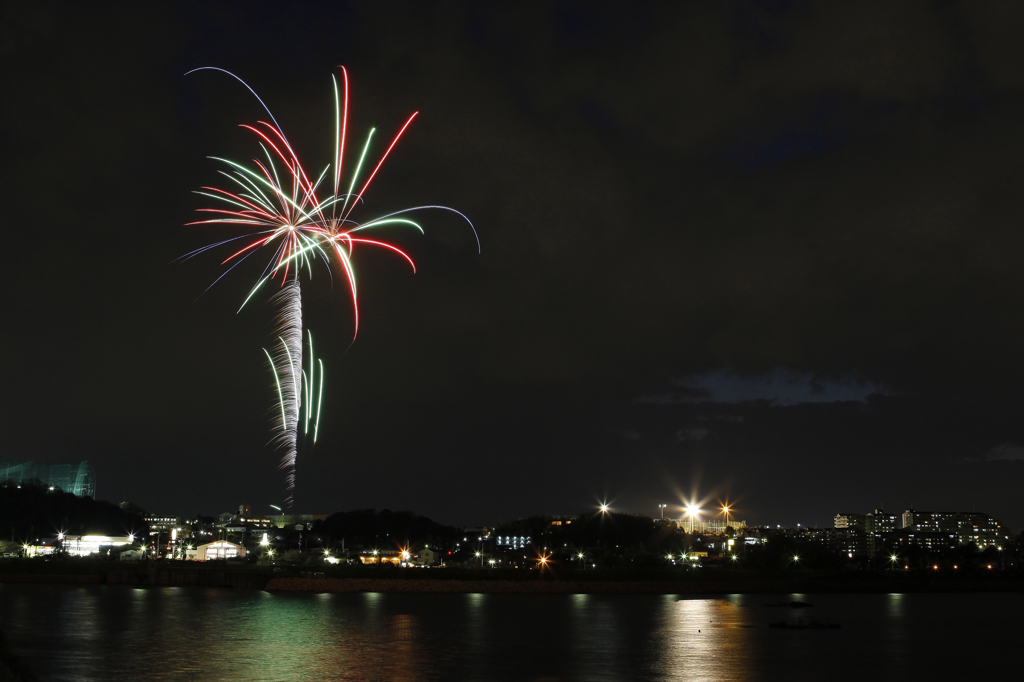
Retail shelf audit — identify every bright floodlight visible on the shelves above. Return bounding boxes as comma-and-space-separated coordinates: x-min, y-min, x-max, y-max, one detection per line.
686, 504, 699, 516
599, 504, 609, 513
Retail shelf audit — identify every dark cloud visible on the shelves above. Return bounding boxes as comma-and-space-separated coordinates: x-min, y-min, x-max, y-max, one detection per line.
978, 442, 1024, 462
638, 370, 888, 406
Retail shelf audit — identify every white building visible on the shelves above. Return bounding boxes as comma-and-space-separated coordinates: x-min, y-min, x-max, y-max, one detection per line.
187, 540, 246, 561
27, 535, 134, 557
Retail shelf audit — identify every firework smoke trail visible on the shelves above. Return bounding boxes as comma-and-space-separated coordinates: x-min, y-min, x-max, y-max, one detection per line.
184, 66, 479, 507
268, 277, 302, 501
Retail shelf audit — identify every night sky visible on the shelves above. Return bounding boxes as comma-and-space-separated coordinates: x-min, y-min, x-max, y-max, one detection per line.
7, 2, 1024, 530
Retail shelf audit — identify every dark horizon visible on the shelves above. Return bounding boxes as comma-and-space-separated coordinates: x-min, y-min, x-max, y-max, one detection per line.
6, 3, 1024, 531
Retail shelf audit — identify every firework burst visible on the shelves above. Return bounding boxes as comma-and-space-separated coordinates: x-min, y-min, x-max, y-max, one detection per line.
184, 66, 478, 506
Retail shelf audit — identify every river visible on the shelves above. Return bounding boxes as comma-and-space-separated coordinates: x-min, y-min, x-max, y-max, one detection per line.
0, 584, 1017, 681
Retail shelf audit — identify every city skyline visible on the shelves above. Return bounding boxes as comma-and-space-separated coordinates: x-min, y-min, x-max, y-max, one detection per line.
6, 4, 1024, 530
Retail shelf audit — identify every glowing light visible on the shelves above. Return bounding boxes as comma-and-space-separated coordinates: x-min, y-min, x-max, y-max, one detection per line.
599, 504, 610, 513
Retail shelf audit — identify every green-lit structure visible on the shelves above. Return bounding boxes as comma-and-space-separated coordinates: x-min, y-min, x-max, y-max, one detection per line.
0, 461, 96, 498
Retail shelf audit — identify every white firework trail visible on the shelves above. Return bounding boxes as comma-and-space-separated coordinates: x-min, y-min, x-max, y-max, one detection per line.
267, 276, 303, 504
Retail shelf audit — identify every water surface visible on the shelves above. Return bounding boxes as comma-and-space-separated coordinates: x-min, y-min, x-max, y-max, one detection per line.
1, 585, 1016, 681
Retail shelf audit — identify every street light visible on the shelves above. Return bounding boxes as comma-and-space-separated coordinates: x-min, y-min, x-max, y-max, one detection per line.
599, 503, 609, 514
685, 504, 700, 533
658, 504, 667, 519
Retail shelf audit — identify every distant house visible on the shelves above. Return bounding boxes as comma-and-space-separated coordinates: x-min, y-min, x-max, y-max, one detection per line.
189, 540, 246, 561
418, 548, 438, 566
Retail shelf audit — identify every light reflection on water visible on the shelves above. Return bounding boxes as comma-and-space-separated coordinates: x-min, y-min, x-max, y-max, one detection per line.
0, 585, 1020, 681
654, 595, 757, 681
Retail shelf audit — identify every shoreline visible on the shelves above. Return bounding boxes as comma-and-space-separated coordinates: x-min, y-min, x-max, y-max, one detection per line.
3, 562, 1024, 594
264, 576, 789, 594
262, 575, 1024, 594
